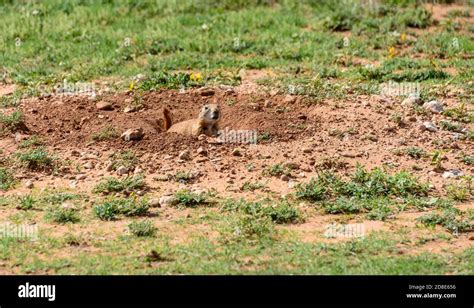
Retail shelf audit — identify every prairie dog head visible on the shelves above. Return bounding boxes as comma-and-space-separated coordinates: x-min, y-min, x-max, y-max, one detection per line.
198, 104, 220, 123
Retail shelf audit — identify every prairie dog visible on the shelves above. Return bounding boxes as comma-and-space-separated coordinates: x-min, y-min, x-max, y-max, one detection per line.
163, 104, 220, 137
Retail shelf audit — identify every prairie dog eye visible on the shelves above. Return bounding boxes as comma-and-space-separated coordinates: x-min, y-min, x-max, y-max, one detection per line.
204, 106, 209, 110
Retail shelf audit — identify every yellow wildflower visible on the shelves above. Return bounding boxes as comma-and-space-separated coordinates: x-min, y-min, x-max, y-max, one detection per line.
389, 46, 396, 58
400, 33, 406, 43
190, 72, 202, 82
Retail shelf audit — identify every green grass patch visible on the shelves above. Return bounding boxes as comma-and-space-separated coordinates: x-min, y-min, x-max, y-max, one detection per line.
0, 167, 16, 190
93, 176, 145, 194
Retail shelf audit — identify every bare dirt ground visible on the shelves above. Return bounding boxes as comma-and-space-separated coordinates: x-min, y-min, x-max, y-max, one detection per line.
0, 72, 472, 264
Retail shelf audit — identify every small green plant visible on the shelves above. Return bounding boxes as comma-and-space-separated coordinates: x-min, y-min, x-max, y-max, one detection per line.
367, 204, 393, 221
390, 113, 404, 126
257, 132, 271, 142
439, 120, 462, 132
295, 178, 328, 201
262, 164, 291, 177
446, 178, 472, 202
459, 154, 473, 166
19, 135, 44, 148
109, 150, 138, 171
127, 220, 156, 237
172, 190, 209, 208
430, 150, 445, 171
323, 197, 364, 214
93, 176, 145, 194
139, 72, 201, 91
45, 206, 80, 224
43, 192, 82, 205
0, 167, 15, 190
174, 171, 193, 183
92, 125, 119, 141
263, 201, 302, 224
443, 103, 471, 123
406, 147, 425, 159
93, 198, 149, 220
418, 208, 472, 234
17, 195, 35, 210
0, 110, 24, 132
93, 202, 117, 221
221, 198, 302, 224
16, 148, 55, 171
234, 214, 275, 240
240, 181, 265, 191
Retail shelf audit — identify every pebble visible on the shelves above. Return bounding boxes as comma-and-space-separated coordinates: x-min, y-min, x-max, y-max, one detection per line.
178, 150, 191, 161
25, 180, 34, 189
121, 128, 144, 141
232, 148, 242, 156
442, 169, 463, 178
423, 100, 443, 113
421, 122, 438, 132
116, 166, 129, 175
96, 101, 113, 110
197, 147, 207, 156
149, 199, 161, 208
280, 174, 290, 181
401, 94, 423, 106
76, 174, 87, 180
83, 162, 94, 170
159, 195, 175, 207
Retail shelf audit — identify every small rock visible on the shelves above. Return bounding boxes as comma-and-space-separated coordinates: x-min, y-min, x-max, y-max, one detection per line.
421, 121, 438, 132
14, 133, 30, 143
197, 147, 207, 156
124, 105, 139, 113
302, 148, 312, 153
280, 174, 290, 181
116, 166, 129, 175
83, 162, 94, 170
134, 167, 143, 174
199, 88, 215, 96
69, 181, 77, 189
149, 199, 161, 208
264, 100, 272, 108
401, 94, 423, 106
423, 100, 443, 113
442, 169, 463, 178
232, 148, 242, 156
96, 101, 113, 111
121, 128, 144, 141
136, 190, 145, 196
159, 195, 175, 207
288, 180, 297, 189
25, 180, 34, 189
178, 150, 191, 161
105, 161, 114, 172
283, 162, 300, 170
71, 150, 80, 157
284, 95, 296, 104
154, 175, 169, 181
76, 174, 87, 180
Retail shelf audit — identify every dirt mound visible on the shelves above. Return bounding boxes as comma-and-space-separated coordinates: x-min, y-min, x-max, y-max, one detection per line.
18, 89, 317, 154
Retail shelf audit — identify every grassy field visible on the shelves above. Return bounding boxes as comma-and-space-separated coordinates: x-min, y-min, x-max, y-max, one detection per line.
0, 0, 473, 274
